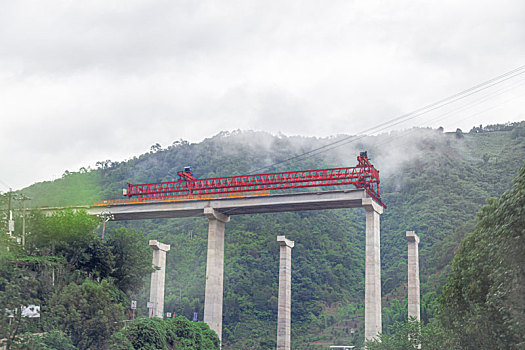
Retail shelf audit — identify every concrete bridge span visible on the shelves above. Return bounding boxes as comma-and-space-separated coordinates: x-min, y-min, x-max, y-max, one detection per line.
44, 189, 384, 343
85, 188, 375, 219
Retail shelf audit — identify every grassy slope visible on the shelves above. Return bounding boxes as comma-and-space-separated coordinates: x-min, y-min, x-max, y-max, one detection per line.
22, 171, 103, 207
16, 128, 525, 349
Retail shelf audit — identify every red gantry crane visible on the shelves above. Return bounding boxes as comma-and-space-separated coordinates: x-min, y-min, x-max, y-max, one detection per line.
122, 152, 386, 208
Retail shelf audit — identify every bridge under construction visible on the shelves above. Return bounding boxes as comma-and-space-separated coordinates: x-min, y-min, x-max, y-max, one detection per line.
46, 152, 386, 345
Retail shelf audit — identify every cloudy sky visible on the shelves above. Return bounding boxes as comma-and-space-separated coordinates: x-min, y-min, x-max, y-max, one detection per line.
1, 0, 524, 190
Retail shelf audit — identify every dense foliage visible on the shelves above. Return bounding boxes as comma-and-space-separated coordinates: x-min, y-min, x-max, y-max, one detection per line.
109, 316, 219, 350
49, 279, 124, 349
439, 163, 525, 349
4, 124, 525, 348
0, 210, 160, 349
365, 162, 525, 349
365, 319, 460, 350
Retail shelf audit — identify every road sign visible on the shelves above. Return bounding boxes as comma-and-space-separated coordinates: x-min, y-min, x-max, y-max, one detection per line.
166, 312, 172, 318
147, 301, 154, 309
131, 300, 137, 309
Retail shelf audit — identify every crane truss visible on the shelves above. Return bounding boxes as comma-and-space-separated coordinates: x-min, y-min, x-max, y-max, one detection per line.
125, 153, 386, 208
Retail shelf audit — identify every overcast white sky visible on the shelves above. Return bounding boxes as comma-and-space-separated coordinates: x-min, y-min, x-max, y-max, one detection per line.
1, 0, 525, 190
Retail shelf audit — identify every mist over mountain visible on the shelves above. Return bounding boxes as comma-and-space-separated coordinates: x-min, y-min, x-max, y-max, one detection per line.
17, 122, 525, 348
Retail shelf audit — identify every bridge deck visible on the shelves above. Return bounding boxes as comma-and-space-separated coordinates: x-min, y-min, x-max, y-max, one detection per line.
79, 189, 373, 221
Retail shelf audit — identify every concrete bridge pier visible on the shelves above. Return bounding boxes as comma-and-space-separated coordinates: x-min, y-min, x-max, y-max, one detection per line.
203, 208, 230, 343
149, 240, 171, 318
276, 236, 294, 350
406, 231, 420, 321
363, 198, 383, 341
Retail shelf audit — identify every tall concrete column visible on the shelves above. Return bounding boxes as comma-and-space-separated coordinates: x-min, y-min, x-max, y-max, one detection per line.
276, 236, 294, 350
363, 198, 383, 341
406, 231, 420, 321
149, 240, 171, 318
203, 207, 230, 343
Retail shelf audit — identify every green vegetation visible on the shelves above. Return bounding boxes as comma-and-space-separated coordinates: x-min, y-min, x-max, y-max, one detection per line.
17, 331, 77, 350
0, 210, 218, 349
367, 161, 525, 349
109, 316, 219, 350
3, 123, 524, 348
49, 279, 124, 349
366, 319, 460, 350
21, 171, 103, 208
439, 162, 525, 348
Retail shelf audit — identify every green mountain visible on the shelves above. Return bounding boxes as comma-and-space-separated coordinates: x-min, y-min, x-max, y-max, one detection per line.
18, 123, 525, 349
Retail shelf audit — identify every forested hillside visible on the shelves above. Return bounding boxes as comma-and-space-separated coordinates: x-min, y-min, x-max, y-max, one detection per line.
0, 210, 220, 350
15, 123, 525, 348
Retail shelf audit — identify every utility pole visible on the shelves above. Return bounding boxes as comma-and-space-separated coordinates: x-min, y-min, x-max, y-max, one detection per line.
19, 194, 31, 248
99, 210, 114, 240
7, 189, 14, 236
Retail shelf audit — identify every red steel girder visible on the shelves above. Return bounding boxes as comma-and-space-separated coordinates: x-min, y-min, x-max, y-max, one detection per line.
125, 154, 386, 207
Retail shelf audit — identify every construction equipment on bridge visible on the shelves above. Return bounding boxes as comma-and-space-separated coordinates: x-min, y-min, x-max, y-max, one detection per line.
123, 152, 386, 208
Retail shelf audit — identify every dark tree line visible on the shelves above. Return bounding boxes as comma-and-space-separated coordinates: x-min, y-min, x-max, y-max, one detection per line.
0, 210, 219, 349
367, 162, 525, 349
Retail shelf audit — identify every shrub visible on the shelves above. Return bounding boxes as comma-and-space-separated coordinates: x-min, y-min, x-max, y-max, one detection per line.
109, 316, 220, 350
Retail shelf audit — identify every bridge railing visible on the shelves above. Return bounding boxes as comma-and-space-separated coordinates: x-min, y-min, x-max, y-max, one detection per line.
93, 191, 271, 207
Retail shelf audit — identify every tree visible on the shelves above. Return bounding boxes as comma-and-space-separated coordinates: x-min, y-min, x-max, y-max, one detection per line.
96, 160, 113, 169
150, 143, 162, 153
106, 228, 153, 294
440, 163, 525, 349
109, 316, 220, 350
113, 317, 167, 350
25, 209, 114, 288
16, 331, 76, 350
48, 279, 124, 350
26, 209, 98, 257
74, 238, 115, 280
1, 210, 157, 350
167, 316, 220, 349
469, 124, 483, 133
0, 254, 40, 350
381, 299, 407, 334
365, 319, 460, 350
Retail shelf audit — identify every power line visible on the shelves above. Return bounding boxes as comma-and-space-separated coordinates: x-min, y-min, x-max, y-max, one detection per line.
370, 90, 525, 152
300, 75, 525, 161
177, 69, 525, 218
247, 65, 525, 173
417, 77, 525, 129
0, 178, 12, 192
